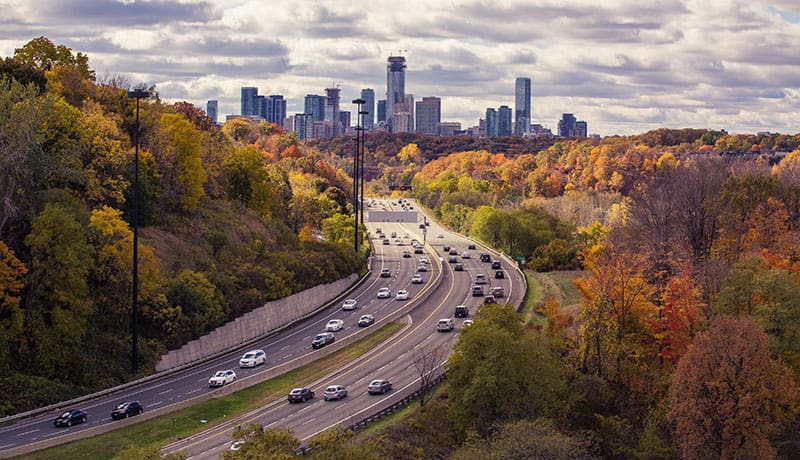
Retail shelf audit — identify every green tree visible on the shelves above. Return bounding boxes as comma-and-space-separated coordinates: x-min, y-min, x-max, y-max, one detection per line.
221, 424, 299, 460
158, 113, 207, 212
166, 269, 228, 340
668, 316, 798, 459
13, 36, 94, 81
24, 202, 94, 379
446, 304, 572, 439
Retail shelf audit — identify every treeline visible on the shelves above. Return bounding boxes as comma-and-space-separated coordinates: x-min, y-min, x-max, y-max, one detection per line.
0, 38, 363, 415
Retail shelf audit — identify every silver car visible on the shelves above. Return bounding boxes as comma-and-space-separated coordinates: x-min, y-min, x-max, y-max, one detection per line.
323, 385, 348, 401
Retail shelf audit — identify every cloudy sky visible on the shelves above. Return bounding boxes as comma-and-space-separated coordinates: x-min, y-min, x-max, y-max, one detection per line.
1, 0, 798, 136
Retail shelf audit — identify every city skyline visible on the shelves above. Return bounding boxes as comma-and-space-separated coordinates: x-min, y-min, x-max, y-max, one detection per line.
1, 1, 798, 136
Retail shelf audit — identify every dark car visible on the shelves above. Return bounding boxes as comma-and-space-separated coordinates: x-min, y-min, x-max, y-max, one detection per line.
54, 409, 87, 427
455, 305, 469, 318
111, 401, 143, 420
491, 286, 505, 298
491, 260, 502, 269
448, 255, 458, 263
312, 332, 335, 349
468, 244, 476, 250
495, 270, 505, 279
443, 245, 451, 252
288, 387, 314, 403
480, 253, 491, 262
414, 246, 424, 254
484, 295, 496, 304
368, 379, 393, 394
454, 263, 464, 271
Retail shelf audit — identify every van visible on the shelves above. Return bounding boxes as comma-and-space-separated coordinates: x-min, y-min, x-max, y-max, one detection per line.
455, 305, 469, 318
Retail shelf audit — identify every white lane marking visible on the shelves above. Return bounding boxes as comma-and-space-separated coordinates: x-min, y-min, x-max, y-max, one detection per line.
158, 388, 173, 395
151, 401, 163, 407
0, 443, 15, 449
281, 345, 291, 351
185, 388, 201, 395
16, 428, 39, 437
301, 418, 316, 426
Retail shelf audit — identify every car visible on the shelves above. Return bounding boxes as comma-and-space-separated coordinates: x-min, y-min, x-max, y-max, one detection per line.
463, 319, 474, 327
54, 409, 87, 427
209, 369, 237, 387
323, 385, 348, 401
484, 295, 496, 304
312, 332, 335, 349
480, 253, 491, 262
358, 314, 375, 327
288, 387, 314, 403
411, 273, 424, 284
491, 286, 505, 298
475, 273, 488, 284
495, 270, 505, 279
448, 255, 458, 263
468, 244, 476, 250
382, 238, 390, 245
229, 441, 245, 451
411, 239, 419, 245
491, 260, 502, 269
377, 287, 391, 298
111, 401, 143, 420
454, 263, 464, 271
326, 319, 344, 332
402, 250, 411, 258
380, 267, 391, 278
437, 318, 455, 332
368, 379, 393, 394
395, 240, 404, 246
449, 248, 458, 255
461, 251, 471, 259
239, 349, 267, 367
342, 299, 358, 310
419, 223, 425, 229
472, 285, 485, 296
443, 245, 451, 252
395, 289, 409, 300
437, 233, 444, 238
390, 231, 397, 238
419, 256, 429, 264
417, 264, 428, 272
414, 246, 424, 254
455, 305, 469, 318
376, 227, 382, 234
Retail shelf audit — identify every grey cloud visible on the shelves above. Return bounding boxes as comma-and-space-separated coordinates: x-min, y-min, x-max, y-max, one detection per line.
34, 0, 219, 26
115, 55, 292, 79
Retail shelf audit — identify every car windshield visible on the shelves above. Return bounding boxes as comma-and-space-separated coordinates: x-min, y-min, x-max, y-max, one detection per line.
290, 389, 302, 394
326, 386, 337, 392
60, 412, 71, 418
115, 403, 127, 410
315, 334, 325, 340
243, 353, 254, 359
215, 371, 225, 377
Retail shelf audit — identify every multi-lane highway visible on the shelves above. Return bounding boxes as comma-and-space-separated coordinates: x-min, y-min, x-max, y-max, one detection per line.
0, 199, 525, 459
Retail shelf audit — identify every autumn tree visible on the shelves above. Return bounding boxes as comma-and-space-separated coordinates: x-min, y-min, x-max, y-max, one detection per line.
221, 424, 299, 460
157, 113, 207, 212
669, 316, 798, 459
0, 240, 26, 370
412, 344, 445, 408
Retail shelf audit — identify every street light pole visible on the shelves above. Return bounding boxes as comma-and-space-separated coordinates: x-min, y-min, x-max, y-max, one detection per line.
352, 98, 365, 253
128, 89, 148, 375
358, 109, 368, 225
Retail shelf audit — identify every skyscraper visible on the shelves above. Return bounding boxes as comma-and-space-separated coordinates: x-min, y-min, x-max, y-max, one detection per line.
293, 113, 314, 140
241, 87, 258, 116
267, 95, 286, 124
324, 87, 341, 137
206, 100, 218, 124
304, 94, 325, 122
558, 113, 577, 137
515, 77, 532, 136
575, 121, 588, 138
377, 99, 386, 124
416, 97, 441, 135
360, 88, 375, 130
498, 106, 512, 136
485, 108, 498, 137
340, 111, 351, 130
386, 55, 406, 133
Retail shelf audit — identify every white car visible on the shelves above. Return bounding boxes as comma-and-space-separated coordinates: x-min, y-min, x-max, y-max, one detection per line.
326, 319, 344, 332
239, 349, 266, 367
342, 299, 358, 310
209, 369, 236, 387
377, 287, 391, 298
411, 274, 424, 284
419, 256, 429, 264
417, 264, 428, 272
395, 289, 410, 300
463, 319, 474, 327
323, 385, 348, 401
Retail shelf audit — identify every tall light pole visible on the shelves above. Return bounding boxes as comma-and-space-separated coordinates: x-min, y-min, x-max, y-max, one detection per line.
358, 108, 368, 225
128, 89, 148, 374
352, 98, 365, 253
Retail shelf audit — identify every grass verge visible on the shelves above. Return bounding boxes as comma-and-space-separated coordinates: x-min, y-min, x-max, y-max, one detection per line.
19, 322, 404, 460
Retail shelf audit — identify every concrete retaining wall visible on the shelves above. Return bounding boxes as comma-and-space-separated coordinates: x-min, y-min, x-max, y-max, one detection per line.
156, 273, 360, 371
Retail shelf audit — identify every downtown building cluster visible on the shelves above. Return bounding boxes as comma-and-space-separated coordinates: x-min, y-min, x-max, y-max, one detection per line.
206, 55, 589, 140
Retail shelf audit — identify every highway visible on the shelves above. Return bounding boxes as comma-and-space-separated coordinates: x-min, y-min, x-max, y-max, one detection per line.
0, 199, 525, 458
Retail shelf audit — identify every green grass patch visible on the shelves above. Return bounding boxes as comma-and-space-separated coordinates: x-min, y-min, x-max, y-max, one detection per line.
20, 322, 404, 460
522, 270, 584, 325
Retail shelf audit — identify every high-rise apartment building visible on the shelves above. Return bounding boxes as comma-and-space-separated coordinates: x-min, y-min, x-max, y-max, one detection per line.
404, 94, 415, 131
241, 87, 258, 116
377, 99, 386, 124
267, 95, 286, 124
293, 113, 315, 140
485, 108, 498, 137
575, 121, 588, 138
558, 113, 578, 137
206, 100, 218, 124
386, 55, 406, 133
416, 97, 441, 135
304, 94, 325, 122
515, 77, 532, 136
340, 111, 351, 130
360, 88, 375, 130
324, 87, 341, 137
498, 106, 512, 136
